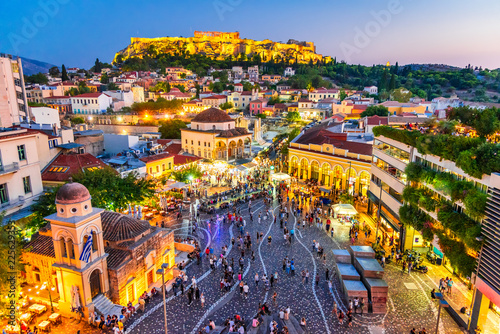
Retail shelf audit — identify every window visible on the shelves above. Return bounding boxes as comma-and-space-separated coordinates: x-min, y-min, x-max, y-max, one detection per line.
149, 167, 153, 174
17, 145, 26, 161
185, 139, 187, 144
204, 142, 206, 147
67, 239, 75, 259
191, 140, 193, 145
0, 184, 8, 204
197, 125, 200, 130
198, 141, 200, 146
156, 166, 159, 173
168, 162, 171, 170
23, 176, 31, 194
60, 239, 67, 258
208, 143, 210, 148
162, 164, 166, 172
49, 139, 58, 148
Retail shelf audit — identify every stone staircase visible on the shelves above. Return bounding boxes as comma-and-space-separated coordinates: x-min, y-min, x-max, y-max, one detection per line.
93, 294, 123, 317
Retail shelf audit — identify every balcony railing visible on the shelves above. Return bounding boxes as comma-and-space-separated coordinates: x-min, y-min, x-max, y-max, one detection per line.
0, 162, 19, 176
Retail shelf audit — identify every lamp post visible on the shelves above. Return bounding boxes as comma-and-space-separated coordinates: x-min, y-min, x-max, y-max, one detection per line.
375, 181, 383, 243
156, 263, 169, 334
435, 299, 449, 334
467, 236, 485, 332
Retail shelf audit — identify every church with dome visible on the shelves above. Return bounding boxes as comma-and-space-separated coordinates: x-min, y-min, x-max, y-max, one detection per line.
181, 107, 253, 161
22, 182, 176, 317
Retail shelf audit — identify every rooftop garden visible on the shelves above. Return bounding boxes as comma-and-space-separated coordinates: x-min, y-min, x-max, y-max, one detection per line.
373, 106, 500, 179
399, 161, 485, 276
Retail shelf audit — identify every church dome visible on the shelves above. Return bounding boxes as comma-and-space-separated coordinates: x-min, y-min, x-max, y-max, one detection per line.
191, 107, 232, 123
55, 182, 91, 204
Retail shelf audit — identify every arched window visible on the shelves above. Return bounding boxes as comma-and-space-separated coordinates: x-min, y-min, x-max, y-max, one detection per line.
67, 239, 75, 259
60, 239, 67, 258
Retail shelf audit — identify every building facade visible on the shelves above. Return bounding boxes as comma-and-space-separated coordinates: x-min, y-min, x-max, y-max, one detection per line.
22, 182, 176, 316
71, 93, 113, 114
288, 123, 372, 196
181, 108, 252, 161
0, 54, 29, 126
0, 128, 44, 219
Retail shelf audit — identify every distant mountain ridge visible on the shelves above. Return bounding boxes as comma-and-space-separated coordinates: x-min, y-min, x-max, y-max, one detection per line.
18, 56, 56, 76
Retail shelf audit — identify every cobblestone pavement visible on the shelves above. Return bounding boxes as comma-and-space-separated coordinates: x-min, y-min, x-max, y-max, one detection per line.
125, 194, 464, 334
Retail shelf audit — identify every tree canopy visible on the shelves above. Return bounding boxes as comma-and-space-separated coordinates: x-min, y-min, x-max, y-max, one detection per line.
360, 105, 390, 117
158, 119, 187, 139
286, 111, 301, 122
131, 99, 183, 113
29, 168, 156, 231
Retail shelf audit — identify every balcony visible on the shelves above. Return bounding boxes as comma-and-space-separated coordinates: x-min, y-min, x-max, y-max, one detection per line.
0, 162, 19, 176
0, 195, 25, 211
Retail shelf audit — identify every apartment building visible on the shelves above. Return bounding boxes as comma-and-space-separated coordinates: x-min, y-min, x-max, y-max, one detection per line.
370, 128, 500, 333
0, 54, 29, 126
0, 128, 44, 220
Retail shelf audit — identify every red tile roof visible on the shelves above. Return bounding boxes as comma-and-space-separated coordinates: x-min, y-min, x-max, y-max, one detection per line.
294, 123, 372, 156
173, 155, 201, 165
139, 152, 174, 163
164, 143, 182, 155
72, 92, 110, 98
41, 153, 108, 182
191, 107, 232, 123
365, 115, 389, 126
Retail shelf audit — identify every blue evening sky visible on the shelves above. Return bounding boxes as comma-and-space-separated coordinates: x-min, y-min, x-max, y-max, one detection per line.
0, 0, 499, 69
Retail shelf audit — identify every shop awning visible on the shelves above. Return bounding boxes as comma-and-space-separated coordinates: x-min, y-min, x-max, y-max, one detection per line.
270, 172, 291, 181
164, 181, 188, 190
332, 204, 358, 215
319, 187, 331, 193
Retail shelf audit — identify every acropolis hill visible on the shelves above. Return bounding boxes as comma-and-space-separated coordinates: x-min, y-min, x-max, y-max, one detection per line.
114, 31, 331, 64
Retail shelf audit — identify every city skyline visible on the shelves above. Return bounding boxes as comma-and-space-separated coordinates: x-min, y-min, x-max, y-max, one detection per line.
1, 0, 499, 69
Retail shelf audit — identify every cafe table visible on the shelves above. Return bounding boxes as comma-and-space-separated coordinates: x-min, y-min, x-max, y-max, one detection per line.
28, 303, 47, 315
38, 320, 51, 332
48, 312, 61, 324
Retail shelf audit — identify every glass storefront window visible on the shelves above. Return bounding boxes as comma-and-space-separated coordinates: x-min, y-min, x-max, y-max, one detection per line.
374, 139, 410, 163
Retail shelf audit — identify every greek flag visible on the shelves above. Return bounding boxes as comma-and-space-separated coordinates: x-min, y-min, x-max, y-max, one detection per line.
79, 232, 93, 263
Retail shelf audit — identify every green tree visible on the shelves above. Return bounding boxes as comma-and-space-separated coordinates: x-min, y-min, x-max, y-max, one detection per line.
286, 111, 301, 122
94, 58, 102, 73
474, 108, 500, 138
170, 165, 203, 183
107, 82, 119, 90
389, 74, 396, 90
100, 73, 109, 84
65, 87, 79, 96
72, 168, 156, 211
219, 102, 233, 110
78, 81, 91, 95
391, 88, 412, 102
61, 64, 69, 81
360, 105, 390, 117
25, 73, 48, 84
71, 116, 85, 124
339, 89, 348, 101
49, 66, 60, 76
158, 119, 187, 139
256, 113, 266, 119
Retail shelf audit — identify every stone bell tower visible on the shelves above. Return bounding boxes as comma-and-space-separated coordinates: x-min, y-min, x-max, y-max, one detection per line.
45, 181, 108, 316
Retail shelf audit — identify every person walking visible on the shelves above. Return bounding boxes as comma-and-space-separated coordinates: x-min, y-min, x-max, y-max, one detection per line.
326, 268, 330, 281
200, 293, 205, 308
272, 292, 277, 306
255, 273, 259, 287
447, 278, 453, 295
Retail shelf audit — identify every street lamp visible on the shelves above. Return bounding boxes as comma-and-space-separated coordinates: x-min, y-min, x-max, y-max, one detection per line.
156, 263, 169, 334
467, 236, 485, 332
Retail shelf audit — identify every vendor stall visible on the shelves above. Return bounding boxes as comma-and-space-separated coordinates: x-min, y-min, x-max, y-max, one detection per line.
332, 203, 358, 218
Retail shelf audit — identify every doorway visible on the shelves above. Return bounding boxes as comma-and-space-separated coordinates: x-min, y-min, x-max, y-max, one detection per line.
90, 269, 101, 299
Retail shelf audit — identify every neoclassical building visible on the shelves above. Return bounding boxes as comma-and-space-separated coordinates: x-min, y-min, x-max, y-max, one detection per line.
23, 182, 175, 316
288, 122, 372, 196
181, 107, 253, 161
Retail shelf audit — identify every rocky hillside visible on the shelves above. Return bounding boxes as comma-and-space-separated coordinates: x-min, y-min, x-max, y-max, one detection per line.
114, 32, 330, 65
